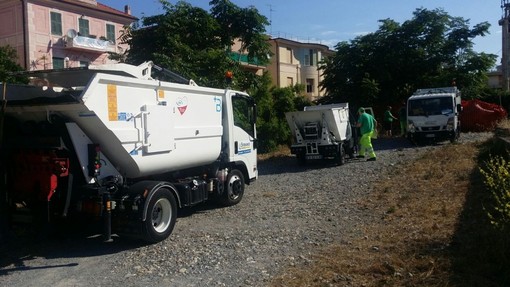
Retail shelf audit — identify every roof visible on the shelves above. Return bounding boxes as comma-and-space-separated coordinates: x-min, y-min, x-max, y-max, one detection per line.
97, 3, 138, 20
270, 37, 334, 54
47, 0, 138, 21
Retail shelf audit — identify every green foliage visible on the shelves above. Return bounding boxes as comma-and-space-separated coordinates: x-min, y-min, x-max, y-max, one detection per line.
483, 89, 510, 111
209, 0, 271, 66
118, 0, 271, 90
251, 73, 308, 152
479, 154, 510, 231
0, 45, 27, 84
320, 8, 497, 107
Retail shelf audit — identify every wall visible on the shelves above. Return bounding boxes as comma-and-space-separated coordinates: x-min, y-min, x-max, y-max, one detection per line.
268, 38, 332, 101
27, 2, 127, 69
0, 0, 134, 70
0, 1, 25, 66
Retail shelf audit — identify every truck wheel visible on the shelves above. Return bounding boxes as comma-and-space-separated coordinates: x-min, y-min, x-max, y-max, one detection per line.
450, 129, 460, 143
346, 138, 355, 159
337, 144, 345, 165
296, 153, 306, 165
142, 188, 177, 243
220, 170, 245, 206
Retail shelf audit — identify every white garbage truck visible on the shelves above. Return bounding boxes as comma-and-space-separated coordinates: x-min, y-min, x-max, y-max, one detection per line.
0, 62, 257, 243
406, 86, 462, 143
285, 103, 353, 165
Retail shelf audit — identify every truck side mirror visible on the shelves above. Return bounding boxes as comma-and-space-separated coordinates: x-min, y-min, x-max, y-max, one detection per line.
457, 104, 463, 112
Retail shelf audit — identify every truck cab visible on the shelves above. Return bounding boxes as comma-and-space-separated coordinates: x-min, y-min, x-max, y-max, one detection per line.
407, 87, 462, 143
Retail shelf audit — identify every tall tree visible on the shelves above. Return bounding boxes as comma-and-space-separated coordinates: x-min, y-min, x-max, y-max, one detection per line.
209, 0, 270, 64
118, 0, 271, 89
319, 8, 497, 107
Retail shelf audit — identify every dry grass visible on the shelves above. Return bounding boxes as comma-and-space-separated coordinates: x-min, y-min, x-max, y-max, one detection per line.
269, 140, 507, 287
258, 145, 291, 161
497, 118, 510, 130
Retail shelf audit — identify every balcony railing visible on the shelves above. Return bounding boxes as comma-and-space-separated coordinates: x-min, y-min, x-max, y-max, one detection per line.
64, 35, 115, 53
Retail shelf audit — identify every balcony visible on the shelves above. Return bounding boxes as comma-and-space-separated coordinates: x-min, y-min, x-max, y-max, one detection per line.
64, 35, 116, 53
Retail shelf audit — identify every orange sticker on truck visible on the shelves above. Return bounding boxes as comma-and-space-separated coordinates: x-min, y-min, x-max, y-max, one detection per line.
107, 84, 118, 121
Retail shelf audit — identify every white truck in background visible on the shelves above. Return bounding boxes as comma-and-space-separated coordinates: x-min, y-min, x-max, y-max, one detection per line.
407, 87, 462, 143
285, 103, 354, 165
0, 62, 257, 243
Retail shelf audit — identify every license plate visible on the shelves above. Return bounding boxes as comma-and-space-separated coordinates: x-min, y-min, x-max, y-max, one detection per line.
425, 134, 435, 138
307, 155, 322, 160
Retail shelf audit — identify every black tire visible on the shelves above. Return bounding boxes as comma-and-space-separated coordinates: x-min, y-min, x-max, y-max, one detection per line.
450, 128, 460, 143
219, 169, 245, 206
296, 153, 306, 165
142, 187, 177, 243
346, 138, 355, 159
337, 143, 345, 165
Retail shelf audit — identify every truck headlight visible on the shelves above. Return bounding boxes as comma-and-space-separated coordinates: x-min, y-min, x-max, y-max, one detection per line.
446, 118, 454, 131
408, 120, 415, 133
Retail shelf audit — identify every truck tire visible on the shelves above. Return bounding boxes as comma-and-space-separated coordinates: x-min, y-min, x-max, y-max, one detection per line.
220, 169, 245, 206
337, 143, 345, 165
142, 187, 177, 243
450, 128, 460, 143
346, 138, 355, 159
296, 153, 306, 165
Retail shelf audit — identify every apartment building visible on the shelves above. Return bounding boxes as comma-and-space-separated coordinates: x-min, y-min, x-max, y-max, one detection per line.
268, 37, 334, 101
0, 0, 137, 71
230, 38, 266, 76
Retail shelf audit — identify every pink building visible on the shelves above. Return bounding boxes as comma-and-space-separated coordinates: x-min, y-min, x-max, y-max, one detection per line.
0, 0, 137, 70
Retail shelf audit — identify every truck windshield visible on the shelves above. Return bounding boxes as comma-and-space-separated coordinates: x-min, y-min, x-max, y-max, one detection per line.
408, 97, 453, 116
232, 95, 256, 138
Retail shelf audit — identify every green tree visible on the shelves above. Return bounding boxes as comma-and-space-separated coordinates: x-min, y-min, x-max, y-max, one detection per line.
0, 45, 26, 83
118, 0, 271, 89
319, 8, 497, 107
250, 71, 310, 152
210, 0, 271, 65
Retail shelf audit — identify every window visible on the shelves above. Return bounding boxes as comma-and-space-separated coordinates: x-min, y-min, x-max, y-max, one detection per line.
53, 57, 65, 69
306, 78, 314, 93
285, 48, 293, 64
232, 94, 256, 138
50, 12, 62, 36
80, 61, 89, 68
304, 49, 315, 66
106, 24, 116, 43
408, 97, 453, 116
79, 18, 90, 37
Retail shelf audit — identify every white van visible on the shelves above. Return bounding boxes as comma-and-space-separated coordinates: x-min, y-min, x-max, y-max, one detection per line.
407, 87, 462, 143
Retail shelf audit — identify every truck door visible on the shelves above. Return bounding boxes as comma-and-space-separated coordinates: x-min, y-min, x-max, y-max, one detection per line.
230, 93, 257, 181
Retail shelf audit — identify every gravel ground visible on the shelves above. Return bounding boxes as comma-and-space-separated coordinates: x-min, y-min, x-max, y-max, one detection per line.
0, 132, 492, 287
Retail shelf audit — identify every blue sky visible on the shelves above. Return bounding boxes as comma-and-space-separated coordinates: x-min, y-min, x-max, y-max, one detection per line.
100, 0, 503, 63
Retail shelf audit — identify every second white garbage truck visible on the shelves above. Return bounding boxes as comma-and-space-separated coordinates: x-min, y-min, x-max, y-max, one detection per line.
285, 103, 354, 165
0, 61, 257, 243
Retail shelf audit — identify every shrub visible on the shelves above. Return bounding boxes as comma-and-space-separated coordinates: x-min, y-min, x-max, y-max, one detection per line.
479, 154, 510, 231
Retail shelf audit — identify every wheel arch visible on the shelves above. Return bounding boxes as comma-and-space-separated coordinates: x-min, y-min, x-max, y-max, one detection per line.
126, 180, 181, 221
230, 161, 249, 185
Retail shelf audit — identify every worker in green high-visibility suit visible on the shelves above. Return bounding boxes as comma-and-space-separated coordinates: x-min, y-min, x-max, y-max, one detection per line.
356, 107, 377, 161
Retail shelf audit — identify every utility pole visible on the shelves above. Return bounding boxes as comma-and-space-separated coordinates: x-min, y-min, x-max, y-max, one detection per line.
500, 0, 510, 91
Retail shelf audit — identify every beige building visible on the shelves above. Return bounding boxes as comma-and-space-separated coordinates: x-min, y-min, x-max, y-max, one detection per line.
0, 0, 137, 71
488, 66, 503, 89
268, 37, 335, 101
